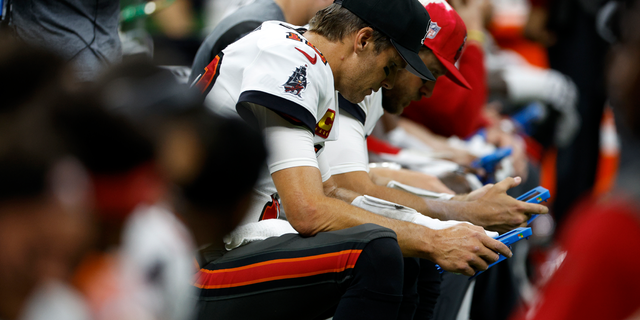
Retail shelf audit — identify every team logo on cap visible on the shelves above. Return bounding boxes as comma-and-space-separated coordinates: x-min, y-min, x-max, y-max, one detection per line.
282, 65, 308, 98
421, 19, 432, 44
426, 21, 441, 40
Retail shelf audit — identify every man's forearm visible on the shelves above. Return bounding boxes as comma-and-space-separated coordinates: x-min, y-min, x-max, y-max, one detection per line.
313, 192, 435, 255
369, 167, 455, 195
333, 171, 474, 221
275, 166, 439, 258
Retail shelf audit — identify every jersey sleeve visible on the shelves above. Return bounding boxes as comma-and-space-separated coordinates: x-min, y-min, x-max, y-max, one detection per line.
323, 112, 370, 175
248, 103, 319, 174
236, 33, 324, 133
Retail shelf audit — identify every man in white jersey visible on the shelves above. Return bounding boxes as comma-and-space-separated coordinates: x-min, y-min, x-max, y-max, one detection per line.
192, 1, 516, 319
324, 0, 548, 235
322, 2, 548, 318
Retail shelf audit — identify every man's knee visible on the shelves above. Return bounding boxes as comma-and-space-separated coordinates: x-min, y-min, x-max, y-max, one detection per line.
351, 237, 404, 294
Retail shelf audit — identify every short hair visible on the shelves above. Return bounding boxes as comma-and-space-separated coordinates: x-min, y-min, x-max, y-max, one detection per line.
308, 3, 392, 54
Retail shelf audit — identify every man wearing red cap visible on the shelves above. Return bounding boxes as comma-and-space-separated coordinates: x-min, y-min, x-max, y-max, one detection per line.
324, 1, 546, 316
401, 0, 489, 140
324, 0, 540, 245
189, 0, 531, 319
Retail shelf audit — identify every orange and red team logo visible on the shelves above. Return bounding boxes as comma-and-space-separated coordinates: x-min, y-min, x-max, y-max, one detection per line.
259, 194, 281, 221
194, 53, 223, 95
285, 32, 302, 42
315, 109, 335, 139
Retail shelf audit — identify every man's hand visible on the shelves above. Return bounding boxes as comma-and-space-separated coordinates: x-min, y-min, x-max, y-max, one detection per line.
446, 147, 477, 167
452, 183, 494, 201
485, 124, 529, 180
427, 224, 511, 276
466, 177, 548, 233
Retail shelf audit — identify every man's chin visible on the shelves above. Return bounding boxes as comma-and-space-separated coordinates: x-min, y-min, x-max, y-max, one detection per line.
381, 100, 409, 115
380, 106, 401, 115
342, 92, 367, 104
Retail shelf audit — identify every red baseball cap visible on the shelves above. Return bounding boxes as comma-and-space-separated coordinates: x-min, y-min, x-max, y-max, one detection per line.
421, 0, 472, 89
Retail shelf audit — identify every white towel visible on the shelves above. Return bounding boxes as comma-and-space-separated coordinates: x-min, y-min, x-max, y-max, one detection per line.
351, 195, 498, 238
224, 219, 298, 251
386, 180, 454, 200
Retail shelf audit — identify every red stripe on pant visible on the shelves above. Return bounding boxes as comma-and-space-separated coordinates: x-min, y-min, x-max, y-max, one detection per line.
194, 249, 362, 289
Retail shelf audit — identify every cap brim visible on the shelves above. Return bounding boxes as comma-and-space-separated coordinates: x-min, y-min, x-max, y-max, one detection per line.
391, 39, 436, 82
433, 51, 472, 90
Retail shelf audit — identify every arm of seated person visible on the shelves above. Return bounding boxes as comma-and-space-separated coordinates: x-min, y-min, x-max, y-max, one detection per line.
275, 164, 512, 276
324, 110, 547, 233
396, 117, 476, 166
256, 105, 511, 275
369, 167, 455, 195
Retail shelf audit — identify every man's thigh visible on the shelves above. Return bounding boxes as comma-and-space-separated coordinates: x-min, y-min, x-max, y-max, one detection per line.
194, 223, 397, 320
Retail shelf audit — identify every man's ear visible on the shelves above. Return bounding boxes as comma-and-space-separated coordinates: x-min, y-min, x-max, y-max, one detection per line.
353, 27, 375, 54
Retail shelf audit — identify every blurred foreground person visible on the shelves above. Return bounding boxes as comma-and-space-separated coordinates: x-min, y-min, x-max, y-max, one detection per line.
0, 39, 93, 320
53, 61, 266, 320
510, 1, 640, 319
94, 60, 267, 262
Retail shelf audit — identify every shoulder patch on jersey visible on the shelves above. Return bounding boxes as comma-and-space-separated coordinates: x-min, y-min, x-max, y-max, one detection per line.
315, 109, 336, 139
282, 65, 308, 98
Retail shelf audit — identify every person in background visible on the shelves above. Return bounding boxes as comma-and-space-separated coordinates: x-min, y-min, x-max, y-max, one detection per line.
189, 0, 332, 85
191, 0, 520, 318
510, 1, 640, 319
49, 60, 267, 320
0, 38, 93, 320
8, 0, 121, 82
93, 60, 268, 268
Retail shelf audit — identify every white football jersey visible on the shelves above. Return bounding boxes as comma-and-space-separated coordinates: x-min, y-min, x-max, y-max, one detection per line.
324, 91, 384, 175
200, 21, 339, 146
196, 21, 339, 228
